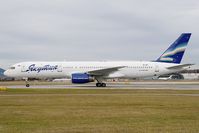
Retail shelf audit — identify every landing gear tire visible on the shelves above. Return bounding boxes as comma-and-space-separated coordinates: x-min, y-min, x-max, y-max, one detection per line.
96, 83, 106, 87
101, 83, 106, 87
96, 83, 101, 87
26, 84, 30, 87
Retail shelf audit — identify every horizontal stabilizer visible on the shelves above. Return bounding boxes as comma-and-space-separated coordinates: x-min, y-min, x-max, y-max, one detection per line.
166, 64, 194, 69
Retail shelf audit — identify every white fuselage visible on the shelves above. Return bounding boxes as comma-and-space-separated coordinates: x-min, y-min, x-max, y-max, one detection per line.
4, 61, 184, 79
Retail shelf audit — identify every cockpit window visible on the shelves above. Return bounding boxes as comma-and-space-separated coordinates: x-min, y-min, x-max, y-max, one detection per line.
10, 67, 15, 70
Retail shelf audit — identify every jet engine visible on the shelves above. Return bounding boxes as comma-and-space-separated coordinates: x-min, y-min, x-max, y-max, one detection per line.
71, 73, 95, 84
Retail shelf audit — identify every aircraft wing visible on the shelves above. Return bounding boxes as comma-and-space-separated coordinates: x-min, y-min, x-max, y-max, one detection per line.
166, 64, 194, 69
87, 66, 126, 76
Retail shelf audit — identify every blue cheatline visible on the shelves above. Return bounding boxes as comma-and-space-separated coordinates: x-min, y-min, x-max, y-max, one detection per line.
156, 33, 191, 64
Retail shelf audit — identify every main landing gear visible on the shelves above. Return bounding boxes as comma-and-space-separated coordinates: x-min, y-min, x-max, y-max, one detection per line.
95, 77, 107, 87
96, 83, 106, 87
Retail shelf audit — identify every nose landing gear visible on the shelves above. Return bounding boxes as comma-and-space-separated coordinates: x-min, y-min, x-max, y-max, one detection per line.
24, 78, 30, 87
26, 84, 30, 87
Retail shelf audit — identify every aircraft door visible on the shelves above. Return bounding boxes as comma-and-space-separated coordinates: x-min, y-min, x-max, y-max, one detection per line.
57, 65, 62, 72
21, 65, 27, 72
155, 65, 159, 73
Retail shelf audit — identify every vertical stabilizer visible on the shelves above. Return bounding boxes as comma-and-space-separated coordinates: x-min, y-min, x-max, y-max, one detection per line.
156, 33, 191, 64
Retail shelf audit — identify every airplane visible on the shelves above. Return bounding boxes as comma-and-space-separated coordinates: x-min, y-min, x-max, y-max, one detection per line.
4, 33, 193, 87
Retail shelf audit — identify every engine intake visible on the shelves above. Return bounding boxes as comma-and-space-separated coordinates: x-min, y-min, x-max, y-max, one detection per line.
72, 73, 94, 84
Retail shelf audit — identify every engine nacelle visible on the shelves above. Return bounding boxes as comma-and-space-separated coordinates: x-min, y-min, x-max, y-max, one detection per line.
72, 73, 95, 84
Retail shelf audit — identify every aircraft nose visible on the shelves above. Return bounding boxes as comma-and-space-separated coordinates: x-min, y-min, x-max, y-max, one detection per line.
4, 70, 9, 77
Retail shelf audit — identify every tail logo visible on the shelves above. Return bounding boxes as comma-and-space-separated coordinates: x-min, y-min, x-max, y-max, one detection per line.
159, 43, 187, 62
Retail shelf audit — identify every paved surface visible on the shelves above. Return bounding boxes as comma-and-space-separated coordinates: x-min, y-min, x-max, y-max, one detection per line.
1, 94, 199, 97
6, 82, 199, 90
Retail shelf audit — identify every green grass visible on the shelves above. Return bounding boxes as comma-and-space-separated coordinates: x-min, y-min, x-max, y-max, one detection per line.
0, 89, 199, 133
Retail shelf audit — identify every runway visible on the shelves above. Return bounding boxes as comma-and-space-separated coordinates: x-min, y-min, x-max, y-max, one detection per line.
6, 81, 199, 90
